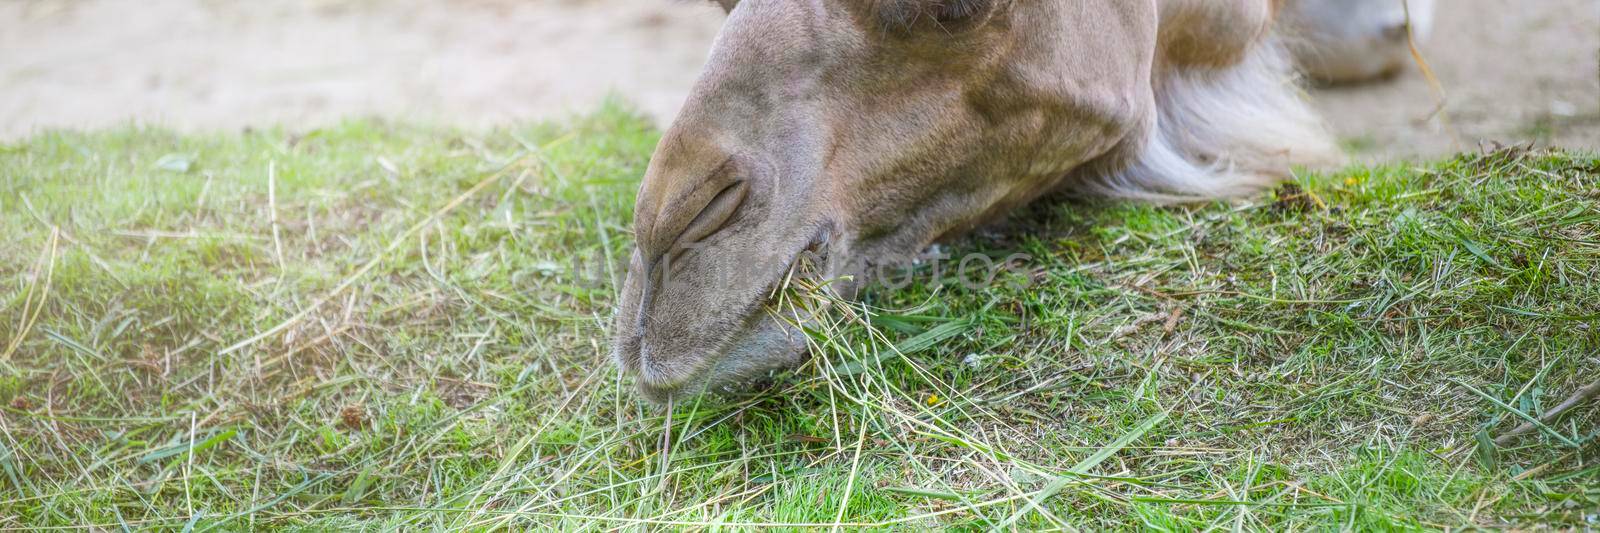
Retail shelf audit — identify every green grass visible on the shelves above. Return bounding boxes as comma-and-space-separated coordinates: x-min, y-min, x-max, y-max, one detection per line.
2, 104, 1597, 529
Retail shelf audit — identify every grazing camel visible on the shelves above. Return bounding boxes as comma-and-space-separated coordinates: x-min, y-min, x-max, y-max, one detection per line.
613, 0, 1347, 402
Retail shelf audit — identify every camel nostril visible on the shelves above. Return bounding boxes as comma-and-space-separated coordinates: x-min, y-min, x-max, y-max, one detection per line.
678, 180, 748, 247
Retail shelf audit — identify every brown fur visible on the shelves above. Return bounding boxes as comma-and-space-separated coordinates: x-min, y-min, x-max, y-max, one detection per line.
614, 0, 1336, 402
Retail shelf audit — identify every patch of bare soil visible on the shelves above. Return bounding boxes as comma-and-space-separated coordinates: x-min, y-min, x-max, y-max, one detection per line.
1310, 0, 1600, 160
1, 0, 725, 136
3, 0, 1596, 159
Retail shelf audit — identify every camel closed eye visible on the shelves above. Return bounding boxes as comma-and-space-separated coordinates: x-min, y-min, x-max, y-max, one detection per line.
877, 0, 995, 29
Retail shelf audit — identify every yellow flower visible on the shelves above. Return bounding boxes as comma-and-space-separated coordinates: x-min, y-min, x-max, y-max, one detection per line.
925, 394, 941, 406
1344, 177, 1360, 186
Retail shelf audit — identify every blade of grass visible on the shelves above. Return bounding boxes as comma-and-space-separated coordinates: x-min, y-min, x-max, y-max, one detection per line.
834, 318, 971, 376
994, 409, 1170, 530
1455, 380, 1580, 448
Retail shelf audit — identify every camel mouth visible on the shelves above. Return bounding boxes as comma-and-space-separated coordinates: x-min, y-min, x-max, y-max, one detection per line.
631, 310, 810, 403
615, 229, 829, 403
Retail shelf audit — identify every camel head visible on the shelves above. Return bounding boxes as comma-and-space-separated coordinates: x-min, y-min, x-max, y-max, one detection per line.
612, 0, 1331, 402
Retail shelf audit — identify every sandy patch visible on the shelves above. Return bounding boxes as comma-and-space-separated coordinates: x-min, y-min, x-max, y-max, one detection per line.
3, 0, 1596, 159
1310, 0, 1599, 159
1, 0, 725, 136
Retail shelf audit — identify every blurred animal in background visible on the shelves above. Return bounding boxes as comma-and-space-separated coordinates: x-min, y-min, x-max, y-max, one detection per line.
1281, 0, 1438, 83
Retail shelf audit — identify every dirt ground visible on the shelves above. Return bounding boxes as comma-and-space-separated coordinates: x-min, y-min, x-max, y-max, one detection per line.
3, 0, 1597, 160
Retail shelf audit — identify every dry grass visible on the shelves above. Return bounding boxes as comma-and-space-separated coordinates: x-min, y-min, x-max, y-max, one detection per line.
1, 107, 1597, 529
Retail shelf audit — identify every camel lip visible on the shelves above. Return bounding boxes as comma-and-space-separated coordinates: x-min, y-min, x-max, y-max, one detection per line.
636, 374, 708, 404
629, 304, 813, 404
628, 302, 766, 389
614, 225, 833, 404
636, 341, 811, 405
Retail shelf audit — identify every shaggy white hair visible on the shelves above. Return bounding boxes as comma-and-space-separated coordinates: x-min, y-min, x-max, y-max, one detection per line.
1093, 36, 1340, 201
